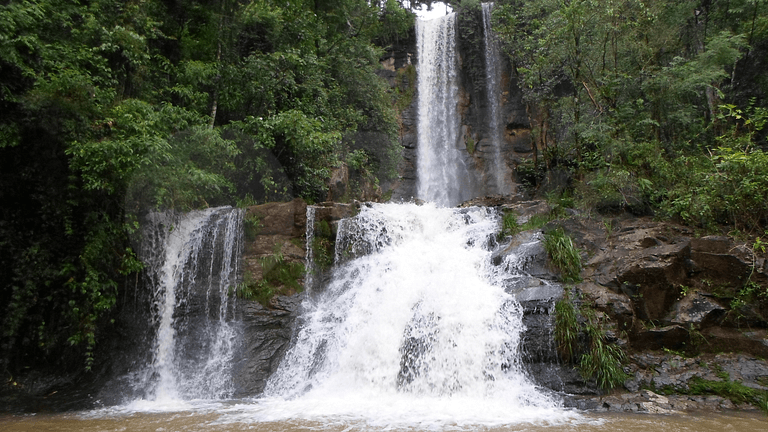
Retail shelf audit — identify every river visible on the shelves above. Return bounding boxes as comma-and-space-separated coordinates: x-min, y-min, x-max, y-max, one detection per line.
2, 408, 766, 432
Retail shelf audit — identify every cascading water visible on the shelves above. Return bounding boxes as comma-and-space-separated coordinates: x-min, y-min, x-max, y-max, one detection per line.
228, 203, 568, 429
482, 2, 510, 194
132, 206, 243, 405
416, 14, 476, 207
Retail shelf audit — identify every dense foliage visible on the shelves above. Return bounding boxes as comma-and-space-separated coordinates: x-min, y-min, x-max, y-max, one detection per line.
0, 0, 413, 373
487, 0, 768, 231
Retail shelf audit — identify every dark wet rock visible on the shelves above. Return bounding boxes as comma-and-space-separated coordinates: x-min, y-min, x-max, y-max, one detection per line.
232, 295, 303, 396
529, 363, 596, 395
493, 230, 552, 278
667, 293, 726, 326
701, 327, 768, 359
632, 325, 689, 351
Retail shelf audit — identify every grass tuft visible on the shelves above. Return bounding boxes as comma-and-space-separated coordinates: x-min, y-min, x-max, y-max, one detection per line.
543, 227, 582, 282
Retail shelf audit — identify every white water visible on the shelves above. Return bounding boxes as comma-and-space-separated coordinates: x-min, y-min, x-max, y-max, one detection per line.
416, 14, 476, 207
482, 2, 510, 194
131, 206, 243, 408
217, 203, 571, 429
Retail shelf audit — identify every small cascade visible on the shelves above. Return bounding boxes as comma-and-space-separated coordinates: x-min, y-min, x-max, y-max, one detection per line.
256, 203, 563, 427
137, 206, 243, 402
482, 2, 510, 194
304, 206, 318, 293
416, 14, 476, 207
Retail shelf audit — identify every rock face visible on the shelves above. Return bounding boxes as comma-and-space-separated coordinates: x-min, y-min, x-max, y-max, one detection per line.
242, 198, 307, 285
234, 199, 358, 395
379, 34, 418, 202
384, 8, 536, 202
569, 217, 768, 356
233, 295, 303, 396
455, 7, 532, 193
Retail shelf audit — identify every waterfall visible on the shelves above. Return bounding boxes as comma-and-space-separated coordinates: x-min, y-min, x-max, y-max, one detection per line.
482, 2, 510, 194
249, 203, 563, 428
416, 14, 476, 207
136, 206, 243, 403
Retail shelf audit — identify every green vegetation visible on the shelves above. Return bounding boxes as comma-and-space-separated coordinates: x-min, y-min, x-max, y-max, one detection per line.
554, 288, 579, 362
728, 235, 768, 319
689, 373, 768, 413
312, 220, 336, 272
0, 0, 415, 373
498, 212, 550, 239
465, 135, 476, 155
394, 63, 417, 112
579, 309, 629, 390
489, 0, 768, 230
243, 213, 262, 242
554, 288, 628, 390
543, 228, 582, 283
238, 248, 305, 308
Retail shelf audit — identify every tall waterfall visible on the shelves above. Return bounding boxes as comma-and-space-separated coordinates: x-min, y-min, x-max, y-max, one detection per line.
248, 203, 562, 428
416, 14, 476, 207
135, 206, 243, 403
482, 2, 510, 194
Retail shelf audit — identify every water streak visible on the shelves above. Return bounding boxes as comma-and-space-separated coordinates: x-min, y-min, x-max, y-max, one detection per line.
482, 2, 510, 194
416, 14, 476, 207
137, 206, 243, 404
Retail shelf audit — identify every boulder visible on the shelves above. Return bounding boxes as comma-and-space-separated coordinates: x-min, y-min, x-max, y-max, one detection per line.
667, 292, 726, 327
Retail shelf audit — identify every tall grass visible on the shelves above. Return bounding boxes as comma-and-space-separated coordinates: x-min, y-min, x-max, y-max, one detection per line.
544, 228, 582, 282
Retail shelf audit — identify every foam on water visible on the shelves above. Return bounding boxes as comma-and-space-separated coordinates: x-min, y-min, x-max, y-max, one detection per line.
211, 203, 578, 429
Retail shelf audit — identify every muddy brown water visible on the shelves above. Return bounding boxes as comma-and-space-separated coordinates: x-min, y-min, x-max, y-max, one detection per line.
1, 410, 766, 432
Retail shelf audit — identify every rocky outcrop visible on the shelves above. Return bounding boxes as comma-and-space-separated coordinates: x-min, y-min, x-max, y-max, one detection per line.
235, 200, 358, 394
567, 216, 768, 356
478, 196, 768, 411
240, 198, 307, 308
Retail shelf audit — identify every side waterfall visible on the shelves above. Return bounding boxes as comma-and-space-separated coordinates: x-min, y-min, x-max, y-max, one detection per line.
136, 206, 243, 402
416, 14, 476, 207
482, 2, 510, 194
254, 203, 562, 427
